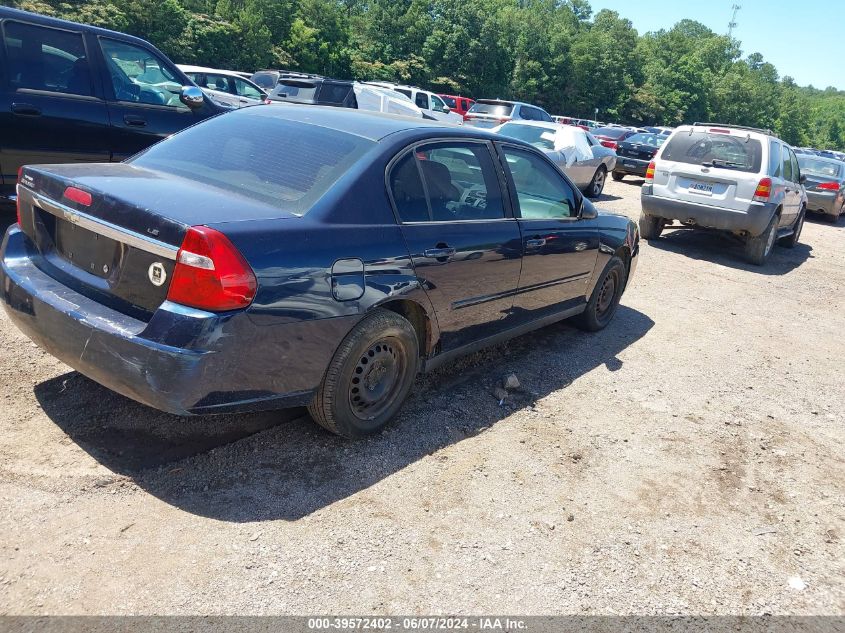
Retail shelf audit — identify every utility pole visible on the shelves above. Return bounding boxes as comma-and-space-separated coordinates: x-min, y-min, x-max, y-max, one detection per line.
728, 4, 741, 39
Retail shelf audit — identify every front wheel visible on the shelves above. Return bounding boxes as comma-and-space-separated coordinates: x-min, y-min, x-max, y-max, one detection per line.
308, 309, 419, 438
744, 213, 779, 265
573, 256, 627, 332
586, 166, 607, 198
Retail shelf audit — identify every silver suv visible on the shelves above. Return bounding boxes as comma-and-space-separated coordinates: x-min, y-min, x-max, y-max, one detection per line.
464, 99, 553, 129
640, 123, 807, 265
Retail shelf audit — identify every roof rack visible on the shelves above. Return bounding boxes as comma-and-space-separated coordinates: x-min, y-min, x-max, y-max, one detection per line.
692, 122, 774, 136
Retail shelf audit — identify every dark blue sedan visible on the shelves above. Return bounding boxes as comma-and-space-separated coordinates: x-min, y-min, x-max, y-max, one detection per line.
1, 105, 639, 438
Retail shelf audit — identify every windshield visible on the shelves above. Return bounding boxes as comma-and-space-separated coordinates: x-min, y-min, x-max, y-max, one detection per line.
496, 124, 555, 150
469, 102, 514, 117
661, 131, 763, 173
130, 109, 375, 216
625, 133, 667, 147
798, 157, 842, 179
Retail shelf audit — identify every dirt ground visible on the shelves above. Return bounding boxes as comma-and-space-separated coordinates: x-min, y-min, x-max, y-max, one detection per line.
0, 177, 843, 616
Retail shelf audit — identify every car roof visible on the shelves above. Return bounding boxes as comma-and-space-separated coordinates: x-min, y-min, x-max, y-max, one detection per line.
239, 104, 489, 141
178, 65, 244, 77
0, 6, 159, 50
476, 99, 521, 106
500, 120, 563, 132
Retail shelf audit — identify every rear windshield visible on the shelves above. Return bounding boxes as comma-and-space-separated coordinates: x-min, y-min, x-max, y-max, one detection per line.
496, 123, 555, 150
271, 80, 317, 101
130, 109, 374, 216
798, 157, 842, 179
250, 72, 277, 89
593, 127, 629, 139
625, 133, 667, 147
661, 131, 763, 173
469, 102, 514, 116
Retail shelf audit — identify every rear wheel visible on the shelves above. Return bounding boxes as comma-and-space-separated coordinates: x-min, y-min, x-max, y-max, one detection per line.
744, 213, 778, 265
779, 206, 804, 248
574, 256, 627, 332
308, 309, 419, 438
638, 212, 663, 240
612, 171, 624, 182
586, 166, 607, 198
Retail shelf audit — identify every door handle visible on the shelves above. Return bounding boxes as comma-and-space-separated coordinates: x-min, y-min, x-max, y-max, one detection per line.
11, 103, 41, 116
525, 238, 546, 249
123, 115, 147, 127
423, 246, 456, 260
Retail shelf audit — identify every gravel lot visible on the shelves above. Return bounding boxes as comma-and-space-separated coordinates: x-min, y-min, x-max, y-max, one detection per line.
0, 177, 843, 616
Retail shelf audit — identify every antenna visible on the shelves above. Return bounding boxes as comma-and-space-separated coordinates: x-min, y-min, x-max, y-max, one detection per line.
728, 3, 741, 39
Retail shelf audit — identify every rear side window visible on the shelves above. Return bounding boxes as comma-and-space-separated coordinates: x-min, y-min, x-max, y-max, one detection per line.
782, 145, 793, 182
317, 82, 353, 105
661, 131, 763, 173
130, 109, 375, 216
769, 140, 782, 177
3, 21, 92, 96
390, 142, 506, 222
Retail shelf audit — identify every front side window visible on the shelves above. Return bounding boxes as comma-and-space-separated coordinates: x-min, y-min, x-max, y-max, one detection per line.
235, 78, 263, 99
100, 38, 183, 107
789, 149, 801, 183
430, 94, 448, 113
207, 73, 234, 94
3, 21, 92, 96
502, 146, 578, 219
390, 142, 506, 222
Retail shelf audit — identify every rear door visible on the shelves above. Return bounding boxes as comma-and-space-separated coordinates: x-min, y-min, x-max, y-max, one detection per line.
780, 145, 800, 225
0, 19, 110, 181
653, 129, 765, 212
97, 37, 213, 161
389, 140, 523, 351
498, 143, 599, 319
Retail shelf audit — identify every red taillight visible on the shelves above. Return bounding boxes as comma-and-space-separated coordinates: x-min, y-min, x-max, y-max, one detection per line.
63, 186, 92, 207
601, 140, 618, 150
753, 177, 772, 202
167, 226, 257, 312
15, 166, 23, 226
645, 160, 656, 182
816, 181, 840, 191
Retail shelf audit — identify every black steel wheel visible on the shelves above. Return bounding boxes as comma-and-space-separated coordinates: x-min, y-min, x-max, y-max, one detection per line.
573, 256, 627, 332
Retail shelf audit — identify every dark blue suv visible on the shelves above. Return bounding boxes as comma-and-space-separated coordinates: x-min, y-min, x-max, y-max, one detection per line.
0, 7, 222, 208
2, 106, 639, 438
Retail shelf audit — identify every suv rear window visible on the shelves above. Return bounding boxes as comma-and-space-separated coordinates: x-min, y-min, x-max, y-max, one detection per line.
662, 131, 763, 173
130, 109, 374, 216
469, 102, 514, 116
251, 71, 277, 89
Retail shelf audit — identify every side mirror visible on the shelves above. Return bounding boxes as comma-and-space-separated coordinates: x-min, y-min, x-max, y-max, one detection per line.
442, 105, 451, 114
180, 85, 205, 109
579, 197, 598, 220
799, 174, 807, 185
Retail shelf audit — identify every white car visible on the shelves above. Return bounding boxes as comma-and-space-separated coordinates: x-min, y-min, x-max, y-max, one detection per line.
492, 121, 617, 197
364, 82, 463, 125
177, 65, 266, 109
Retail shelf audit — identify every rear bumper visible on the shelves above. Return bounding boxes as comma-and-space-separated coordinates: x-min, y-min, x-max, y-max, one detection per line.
640, 187, 776, 236
1, 226, 352, 416
805, 190, 841, 216
614, 157, 649, 176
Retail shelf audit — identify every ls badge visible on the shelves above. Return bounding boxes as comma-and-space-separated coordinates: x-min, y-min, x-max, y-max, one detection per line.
148, 262, 167, 287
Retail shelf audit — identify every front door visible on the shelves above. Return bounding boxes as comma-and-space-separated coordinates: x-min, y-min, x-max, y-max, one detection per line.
389, 140, 523, 351
0, 20, 110, 182
497, 143, 599, 321
97, 37, 212, 161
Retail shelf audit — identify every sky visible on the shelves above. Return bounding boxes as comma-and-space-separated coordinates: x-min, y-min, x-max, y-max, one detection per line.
591, 0, 843, 90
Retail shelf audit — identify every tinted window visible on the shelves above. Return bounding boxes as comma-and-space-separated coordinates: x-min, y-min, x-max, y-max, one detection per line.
390, 142, 506, 222
442, 96, 457, 108
414, 92, 429, 109
131, 110, 374, 216
317, 82, 352, 105
100, 38, 183, 107
207, 74, 233, 93
496, 123, 556, 150
468, 102, 514, 117
4, 21, 92, 96
782, 145, 793, 182
503, 147, 578, 219
798, 157, 842, 179
272, 80, 317, 101
251, 71, 277, 89
789, 150, 800, 183
661, 131, 763, 173
593, 127, 630, 140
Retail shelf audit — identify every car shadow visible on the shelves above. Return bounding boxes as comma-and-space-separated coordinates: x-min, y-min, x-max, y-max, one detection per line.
804, 212, 843, 227
616, 177, 646, 187
592, 192, 623, 202
646, 228, 813, 275
34, 305, 654, 522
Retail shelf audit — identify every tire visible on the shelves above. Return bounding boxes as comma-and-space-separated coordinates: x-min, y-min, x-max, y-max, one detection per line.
573, 256, 627, 332
308, 309, 419, 438
744, 213, 779, 265
612, 171, 624, 182
638, 211, 663, 240
586, 166, 607, 198
779, 206, 804, 248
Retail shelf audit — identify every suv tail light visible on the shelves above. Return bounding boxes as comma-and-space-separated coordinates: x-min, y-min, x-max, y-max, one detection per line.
816, 181, 840, 191
645, 160, 656, 182
753, 177, 772, 202
167, 226, 257, 312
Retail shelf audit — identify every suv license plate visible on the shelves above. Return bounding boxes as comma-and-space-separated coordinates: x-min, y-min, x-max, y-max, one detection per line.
689, 181, 714, 195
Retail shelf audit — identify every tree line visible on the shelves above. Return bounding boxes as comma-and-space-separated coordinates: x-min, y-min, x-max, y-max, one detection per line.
15, 0, 845, 149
